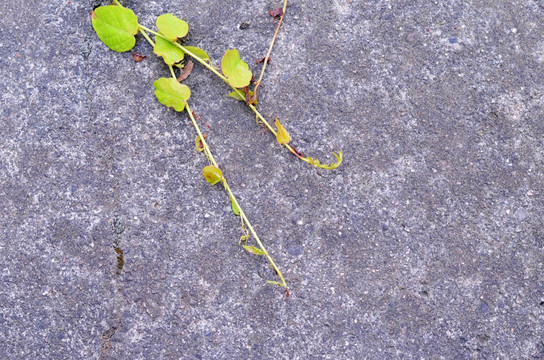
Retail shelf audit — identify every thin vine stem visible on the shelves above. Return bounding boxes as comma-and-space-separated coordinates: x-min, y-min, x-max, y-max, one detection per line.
252, 0, 288, 101
135, 21, 287, 290
97, 0, 292, 294
168, 64, 177, 79
184, 101, 287, 289
139, 27, 155, 47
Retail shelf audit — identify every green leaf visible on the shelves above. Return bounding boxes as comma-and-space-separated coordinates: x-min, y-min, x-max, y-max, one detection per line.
230, 195, 240, 215
227, 91, 245, 102
275, 118, 291, 144
202, 165, 223, 185
227, 90, 257, 105
243, 245, 264, 255
183, 46, 211, 63
153, 78, 191, 112
156, 13, 189, 41
154, 34, 185, 65
221, 49, 252, 88
91, 5, 139, 52
266, 280, 284, 286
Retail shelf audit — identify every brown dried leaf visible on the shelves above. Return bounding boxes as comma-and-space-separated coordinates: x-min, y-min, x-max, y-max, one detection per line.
132, 52, 147, 62
255, 57, 271, 64
269, 8, 283, 19
177, 59, 194, 82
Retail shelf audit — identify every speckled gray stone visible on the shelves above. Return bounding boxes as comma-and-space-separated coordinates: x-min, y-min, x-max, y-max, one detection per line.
1, 0, 544, 359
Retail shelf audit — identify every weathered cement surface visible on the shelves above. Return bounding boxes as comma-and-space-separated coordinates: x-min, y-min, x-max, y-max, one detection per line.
1, 0, 543, 358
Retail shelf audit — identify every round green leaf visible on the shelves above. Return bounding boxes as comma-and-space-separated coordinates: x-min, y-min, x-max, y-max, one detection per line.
156, 13, 189, 41
202, 165, 223, 185
91, 5, 139, 52
183, 46, 211, 63
153, 78, 191, 112
221, 49, 252, 88
154, 34, 185, 65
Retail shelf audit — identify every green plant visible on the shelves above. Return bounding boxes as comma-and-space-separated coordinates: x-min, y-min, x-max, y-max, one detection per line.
92, 1, 290, 294
136, 7, 342, 169
91, 0, 342, 294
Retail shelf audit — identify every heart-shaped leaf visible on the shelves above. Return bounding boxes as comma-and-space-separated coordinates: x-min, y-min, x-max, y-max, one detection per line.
153, 77, 191, 112
156, 13, 189, 41
154, 34, 185, 65
275, 118, 291, 144
183, 46, 211, 63
203, 165, 223, 185
221, 49, 252, 88
91, 5, 139, 52
243, 245, 264, 255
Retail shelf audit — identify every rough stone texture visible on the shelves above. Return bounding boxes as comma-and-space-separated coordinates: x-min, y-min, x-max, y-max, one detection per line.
1, 0, 544, 359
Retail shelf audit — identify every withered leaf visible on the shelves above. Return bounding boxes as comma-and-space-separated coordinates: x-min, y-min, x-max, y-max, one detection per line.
255, 57, 271, 64
269, 8, 283, 19
195, 133, 207, 152
177, 59, 194, 82
275, 118, 291, 144
132, 52, 147, 62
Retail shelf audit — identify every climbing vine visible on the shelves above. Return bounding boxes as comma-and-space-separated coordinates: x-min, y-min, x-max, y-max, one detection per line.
91, 0, 343, 295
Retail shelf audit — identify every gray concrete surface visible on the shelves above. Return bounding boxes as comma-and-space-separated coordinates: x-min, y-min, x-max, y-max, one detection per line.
1, 0, 544, 359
